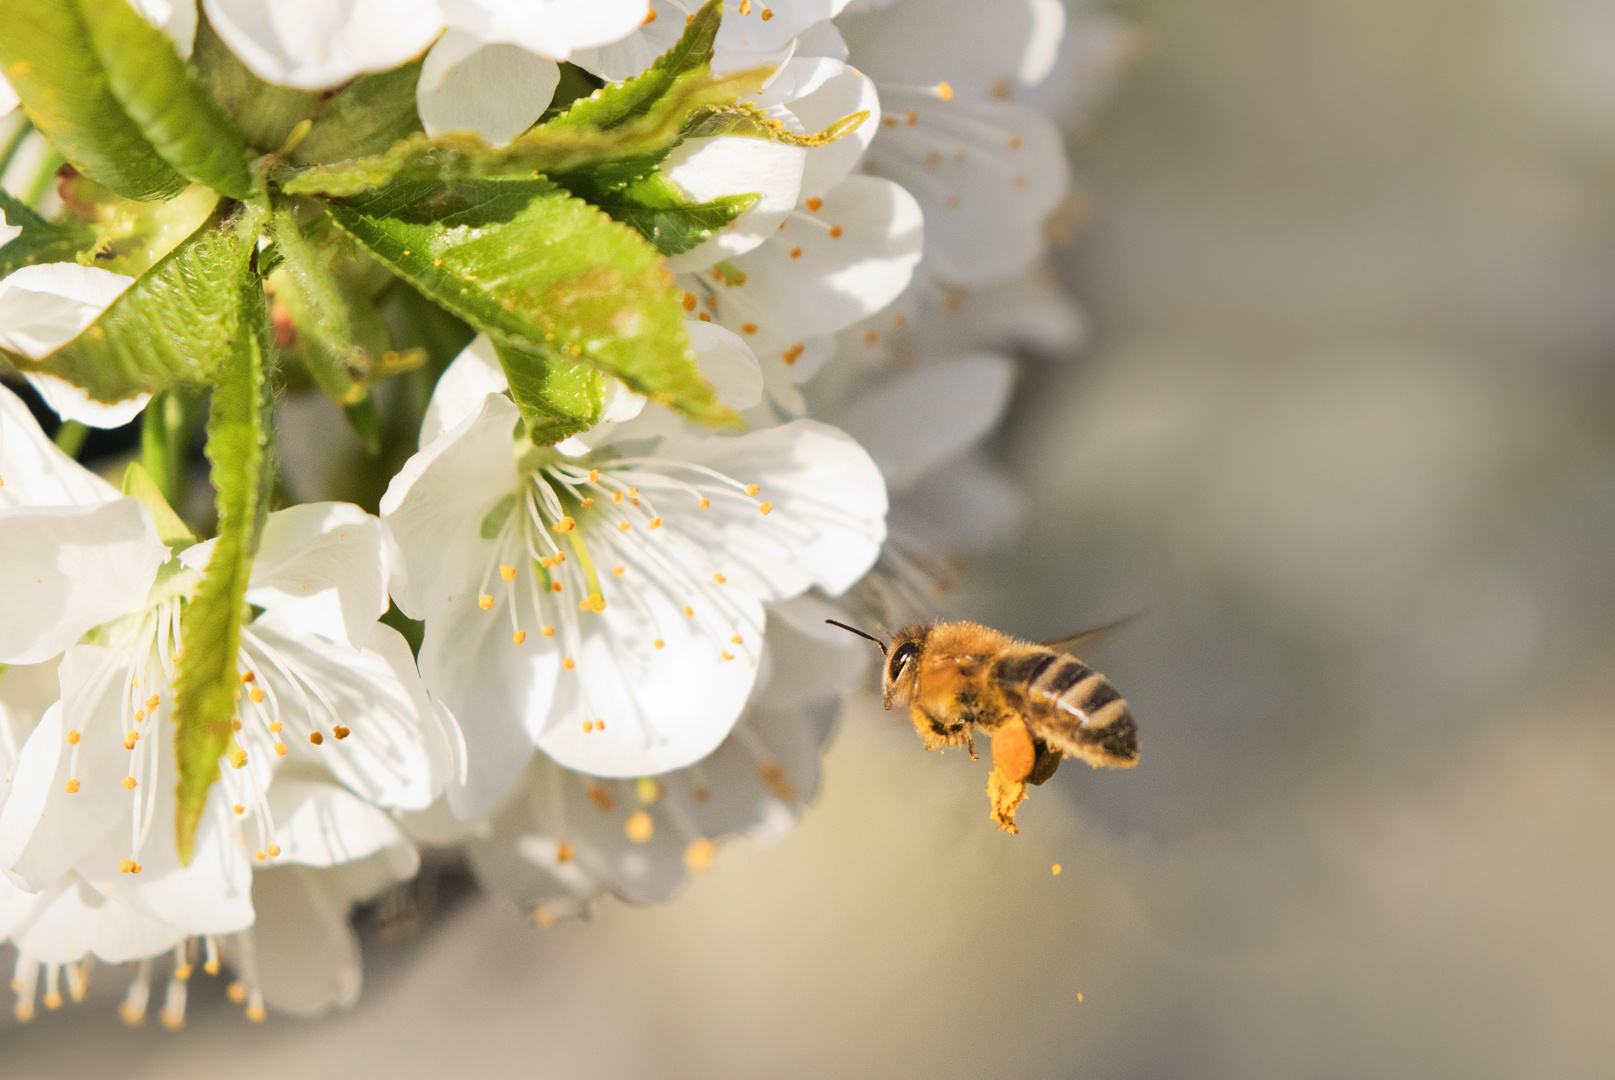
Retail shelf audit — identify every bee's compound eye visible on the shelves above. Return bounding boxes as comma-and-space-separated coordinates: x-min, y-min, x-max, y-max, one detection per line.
889, 641, 920, 681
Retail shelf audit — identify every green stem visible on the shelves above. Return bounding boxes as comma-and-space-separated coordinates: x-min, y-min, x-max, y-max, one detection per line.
52, 420, 88, 458
21, 148, 63, 207
0, 119, 34, 181
140, 389, 202, 513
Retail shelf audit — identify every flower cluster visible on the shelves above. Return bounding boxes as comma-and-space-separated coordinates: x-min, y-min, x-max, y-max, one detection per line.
0, 0, 1126, 1026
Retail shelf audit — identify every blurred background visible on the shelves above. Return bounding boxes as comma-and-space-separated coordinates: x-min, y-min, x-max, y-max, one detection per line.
11, 0, 1615, 1075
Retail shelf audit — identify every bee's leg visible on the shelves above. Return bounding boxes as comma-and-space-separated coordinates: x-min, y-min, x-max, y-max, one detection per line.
964, 728, 977, 761
909, 705, 954, 751
1027, 738, 1062, 786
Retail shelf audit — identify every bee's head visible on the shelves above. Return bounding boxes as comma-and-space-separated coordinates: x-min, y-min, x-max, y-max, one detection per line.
824, 619, 926, 709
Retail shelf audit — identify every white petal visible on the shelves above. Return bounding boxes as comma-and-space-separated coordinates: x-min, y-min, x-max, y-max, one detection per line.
122, 801, 255, 942
862, 99, 1067, 285
0, 499, 167, 665
0, 658, 62, 786
760, 58, 879, 198
264, 778, 413, 867
0, 263, 135, 360
891, 448, 1024, 553
247, 866, 361, 1015
0, 74, 18, 117
241, 620, 456, 809
841, 0, 1061, 102
0, 383, 120, 508
418, 31, 559, 146
381, 392, 524, 619
655, 418, 888, 599
243, 502, 389, 647
661, 133, 805, 270
202, 0, 442, 89
715, 174, 923, 341
13, 877, 104, 964
439, 0, 648, 56
714, 0, 850, 65
826, 354, 1015, 492
0, 207, 21, 248
569, 0, 687, 83
420, 334, 511, 446
757, 593, 870, 706
684, 320, 763, 410
23, 374, 150, 429
133, 0, 200, 57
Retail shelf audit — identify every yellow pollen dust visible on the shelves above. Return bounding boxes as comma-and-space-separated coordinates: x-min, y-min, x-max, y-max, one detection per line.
230, 749, 248, 768
758, 502, 773, 515
274, 742, 288, 756
333, 725, 350, 739
624, 810, 654, 843
65, 779, 79, 794
309, 731, 324, 745
513, 630, 527, 645
562, 657, 575, 670
66, 729, 80, 745
249, 687, 265, 703
684, 838, 716, 872
552, 516, 576, 533
579, 593, 606, 613
478, 593, 495, 610
829, 225, 844, 239
122, 776, 137, 790
499, 564, 517, 581
937, 81, 954, 100
654, 639, 665, 649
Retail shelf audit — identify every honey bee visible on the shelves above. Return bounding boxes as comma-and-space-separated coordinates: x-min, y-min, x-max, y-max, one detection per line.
828, 618, 1139, 833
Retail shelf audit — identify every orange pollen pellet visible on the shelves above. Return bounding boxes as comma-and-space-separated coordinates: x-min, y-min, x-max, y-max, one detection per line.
309, 731, 324, 745
66, 730, 80, 745
654, 639, 665, 649
937, 81, 954, 100
745, 484, 760, 495
552, 516, 576, 533
805, 197, 823, 212
828, 225, 843, 239
65, 779, 79, 794
333, 725, 350, 739
274, 742, 288, 756
758, 502, 773, 515
240, 671, 255, 684
499, 564, 517, 581
122, 776, 137, 790
550, 581, 564, 592
619, 521, 632, 532
713, 573, 727, 584
698, 497, 711, 509
513, 630, 527, 645
562, 657, 575, 671
478, 594, 495, 610
782, 344, 804, 364
681, 292, 697, 311
541, 626, 555, 637
612, 566, 626, 577
789, 246, 803, 259
268, 721, 283, 733
249, 687, 265, 703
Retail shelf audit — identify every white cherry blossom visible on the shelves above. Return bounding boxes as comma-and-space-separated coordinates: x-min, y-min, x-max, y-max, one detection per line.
0, 264, 146, 428
381, 333, 886, 817
574, 0, 852, 83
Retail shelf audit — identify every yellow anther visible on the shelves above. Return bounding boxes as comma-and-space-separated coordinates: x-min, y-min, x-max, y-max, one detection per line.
758, 502, 773, 515
227, 982, 247, 1004
624, 810, 655, 843
66, 729, 80, 745
478, 593, 495, 610
721, 651, 735, 661
309, 731, 324, 745
581, 720, 593, 733
1052, 864, 1063, 876
636, 777, 661, 804
233, 804, 244, 815
612, 491, 624, 503
580, 593, 606, 613
698, 496, 711, 509
249, 687, 265, 703
829, 225, 844, 239
205, 959, 220, 976
552, 552, 566, 563
612, 566, 626, 577
246, 1002, 267, 1023
541, 625, 555, 637
499, 564, 517, 581
730, 634, 744, 645
513, 630, 527, 645
681, 291, 697, 311
274, 742, 288, 756
654, 639, 665, 649
588, 784, 614, 811
550, 581, 564, 592
805, 197, 823, 212
255, 849, 267, 861
683, 605, 695, 617
124, 737, 136, 750
333, 725, 350, 739
145, 694, 159, 710
43, 991, 62, 1010
589, 468, 600, 482
738, 0, 751, 12
789, 246, 803, 259
906, 109, 918, 125
744, 484, 760, 496
65, 779, 80, 794
174, 964, 192, 982
761, 6, 774, 19
122, 776, 137, 790
553, 516, 576, 533
693, 785, 711, 803
267, 722, 283, 733
556, 842, 575, 863
133, 710, 144, 723
230, 749, 248, 768
618, 521, 632, 532
233, 719, 242, 731
713, 573, 727, 584
268, 844, 280, 857
937, 81, 953, 100
240, 671, 255, 684
562, 657, 575, 670
685, 838, 716, 872
782, 344, 805, 364
581, 497, 594, 507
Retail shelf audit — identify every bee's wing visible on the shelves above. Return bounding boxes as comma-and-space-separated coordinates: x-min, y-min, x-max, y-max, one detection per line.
1039, 611, 1145, 656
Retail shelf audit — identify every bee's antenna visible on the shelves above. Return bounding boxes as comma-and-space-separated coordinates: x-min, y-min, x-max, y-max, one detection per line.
825, 619, 887, 655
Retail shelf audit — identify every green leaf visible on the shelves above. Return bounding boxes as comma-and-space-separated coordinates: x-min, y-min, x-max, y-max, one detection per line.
4, 202, 263, 404
192, 13, 319, 153
0, 190, 97, 276
0, 0, 253, 200
276, 69, 763, 198
289, 61, 426, 166
138, 387, 205, 513
545, 0, 721, 133
121, 460, 196, 550
496, 339, 604, 444
565, 170, 759, 256
326, 178, 736, 431
683, 101, 871, 147
173, 277, 275, 864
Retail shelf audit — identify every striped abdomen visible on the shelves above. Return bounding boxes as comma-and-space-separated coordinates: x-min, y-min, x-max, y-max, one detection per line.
993, 649, 1139, 768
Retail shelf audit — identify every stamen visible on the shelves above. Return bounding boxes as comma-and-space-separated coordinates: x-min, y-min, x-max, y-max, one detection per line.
42, 964, 61, 1010
120, 959, 152, 1026
684, 838, 716, 871
333, 725, 350, 739
624, 810, 654, 843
